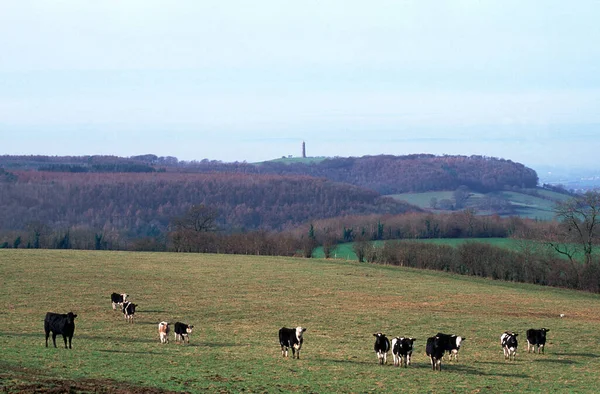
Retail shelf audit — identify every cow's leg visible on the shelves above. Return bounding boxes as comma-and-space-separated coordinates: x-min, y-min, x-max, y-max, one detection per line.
68, 335, 72, 349
52, 333, 58, 348
62, 334, 68, 349
45, 331, 50, 347
430, 356, 435, 370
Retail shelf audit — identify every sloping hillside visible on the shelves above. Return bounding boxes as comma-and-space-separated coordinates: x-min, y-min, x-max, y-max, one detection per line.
1, 250, 598, 393
0, 170, 418, 234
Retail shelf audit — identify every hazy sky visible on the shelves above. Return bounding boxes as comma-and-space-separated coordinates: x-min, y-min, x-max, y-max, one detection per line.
1, 0, 599, 169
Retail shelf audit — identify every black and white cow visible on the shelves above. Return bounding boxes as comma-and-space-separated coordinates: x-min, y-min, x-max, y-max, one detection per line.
279, 326, 306, 359
373, 333, 390, 365
174, 322, 194, 344
426, 335, 446, 371
436, 332, 466, 361
111, 293, 128, 311
121, 301, 137, 323
526, 328, 549, 354
500, 331, 518, 361
44, 312, 77, 349
391, 337, 416, 367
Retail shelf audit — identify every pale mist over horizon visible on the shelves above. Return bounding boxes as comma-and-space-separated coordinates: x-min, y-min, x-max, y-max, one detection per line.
1, 1, 599, 173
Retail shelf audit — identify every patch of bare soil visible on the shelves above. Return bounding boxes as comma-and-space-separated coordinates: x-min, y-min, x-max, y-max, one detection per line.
1, 366, 185, 394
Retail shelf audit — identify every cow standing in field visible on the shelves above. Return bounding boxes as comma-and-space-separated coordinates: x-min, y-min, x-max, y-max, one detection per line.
501, 331, 518, 361
279, 326, 306, 359
174, 322, 194, 344
111, 293, 128, 311
44, 312, 77, 349
122, 301, 137, 323
158, 321, 170, 344
526, 328, 549, 354
373, 333, 390, 365
436, 332, 466, 361
426, 335, 447, 371
391, 337, 416, 367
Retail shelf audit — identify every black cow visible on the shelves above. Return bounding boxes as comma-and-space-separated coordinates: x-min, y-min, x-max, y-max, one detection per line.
391, 337, 416, 367
111, 293, 128, 310
279, 326, 306, 359
526, 328, 549, 354
174, 322, 194, 344
436, 332, 466, 361
501, 331, 518, 361
44, 312, 77, 349
373, 333, 390, 365
426, 335, 447, 371
121, 301, 137, 323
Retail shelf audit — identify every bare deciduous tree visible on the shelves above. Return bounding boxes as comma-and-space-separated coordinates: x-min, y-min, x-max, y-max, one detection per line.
552, 191, 600, 265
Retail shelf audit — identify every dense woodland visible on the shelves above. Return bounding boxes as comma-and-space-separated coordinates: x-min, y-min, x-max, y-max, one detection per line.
0, 171, 414, 236
0, 153, 539, 238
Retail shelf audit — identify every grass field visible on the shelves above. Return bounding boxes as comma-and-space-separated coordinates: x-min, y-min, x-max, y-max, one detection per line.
387, 189, 570, 220
2, 250, 600, 393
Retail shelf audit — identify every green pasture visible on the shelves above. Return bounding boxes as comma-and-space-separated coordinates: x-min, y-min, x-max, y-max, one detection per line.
388, 189, 568, 220
2, 250, 600, 392
314, 238, 527, 261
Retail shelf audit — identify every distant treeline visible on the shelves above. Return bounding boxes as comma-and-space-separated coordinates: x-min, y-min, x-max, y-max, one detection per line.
38, 163, 157, 173
0, 153, 538, 194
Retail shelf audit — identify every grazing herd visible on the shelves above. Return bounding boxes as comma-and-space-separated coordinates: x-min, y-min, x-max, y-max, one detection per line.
44, 292, 194, 349
43, 294, 550, 372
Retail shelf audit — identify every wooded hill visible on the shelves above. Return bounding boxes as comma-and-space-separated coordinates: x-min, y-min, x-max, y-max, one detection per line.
0, 154, 538, 236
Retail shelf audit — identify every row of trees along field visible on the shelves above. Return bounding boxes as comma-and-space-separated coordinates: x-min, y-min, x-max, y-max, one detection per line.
2, 192, 599, 293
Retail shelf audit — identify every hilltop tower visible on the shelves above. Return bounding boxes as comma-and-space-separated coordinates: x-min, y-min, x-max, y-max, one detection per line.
302, 141, 306, 158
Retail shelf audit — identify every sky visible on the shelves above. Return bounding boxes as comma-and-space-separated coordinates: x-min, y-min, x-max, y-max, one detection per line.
1, 0, 599, 169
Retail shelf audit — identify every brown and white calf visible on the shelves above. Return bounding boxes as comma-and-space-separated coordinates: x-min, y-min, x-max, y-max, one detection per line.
158, 321, 170, 344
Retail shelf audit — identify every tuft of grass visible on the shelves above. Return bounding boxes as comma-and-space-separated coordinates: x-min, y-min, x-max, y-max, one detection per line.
1, 249, 600, 392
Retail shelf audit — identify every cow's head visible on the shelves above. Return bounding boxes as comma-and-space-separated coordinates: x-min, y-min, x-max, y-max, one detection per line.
296, 327, 306, 338
66, 312, 77, 324
122, 293, 129, 301
455, 336, 465, 348
373, 332, 388, 345
186, 325, 194, 334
